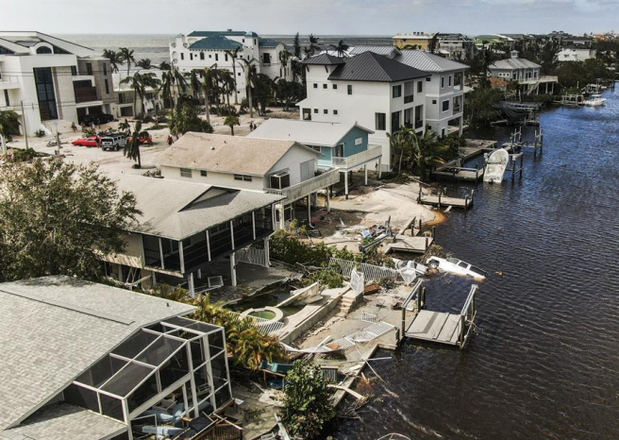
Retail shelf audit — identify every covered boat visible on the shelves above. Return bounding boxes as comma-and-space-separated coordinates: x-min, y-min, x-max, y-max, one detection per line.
484, 148, 510, 183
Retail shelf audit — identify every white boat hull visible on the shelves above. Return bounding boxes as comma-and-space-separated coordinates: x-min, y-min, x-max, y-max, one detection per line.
484, 148, 509, 183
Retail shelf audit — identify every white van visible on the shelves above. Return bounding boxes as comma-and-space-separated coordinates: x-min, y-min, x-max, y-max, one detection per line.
101, 134, 127, 151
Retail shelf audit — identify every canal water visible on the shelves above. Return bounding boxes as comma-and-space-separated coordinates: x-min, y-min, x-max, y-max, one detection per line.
335, 86, 619, 440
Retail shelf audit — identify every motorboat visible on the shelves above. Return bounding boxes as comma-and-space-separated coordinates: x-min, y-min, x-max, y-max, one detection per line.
484, 148, 510, 183
426, 256, 487, 280
583, 94, 606, 107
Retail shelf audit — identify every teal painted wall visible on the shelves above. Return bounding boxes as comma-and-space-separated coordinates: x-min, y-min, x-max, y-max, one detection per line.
316, 126, 369, 167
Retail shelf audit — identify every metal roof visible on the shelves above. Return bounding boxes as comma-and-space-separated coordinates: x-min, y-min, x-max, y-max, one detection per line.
259, 39, 284, 48
188, 35, 242, 51
350, 46, 469, 72
489, 57, 541, 70
328, 51, 428, 82
0, 31, 95, 57
0, 276, 195, 431
1, 403, 126, 440
158, 132, 320, 177
247, 119, 373, 148
110, 174, 283, 240
188, 30, 257, 37
301, 53, 346, 65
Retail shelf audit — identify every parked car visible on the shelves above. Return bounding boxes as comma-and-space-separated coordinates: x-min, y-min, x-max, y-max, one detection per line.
72, 136, 101, 147
128, 131, 153, 145
80, 113, 114, 126
426, 256, 487, 280
101, 134, 128, 151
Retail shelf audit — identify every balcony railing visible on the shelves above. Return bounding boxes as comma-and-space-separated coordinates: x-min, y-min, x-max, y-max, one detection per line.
331, 145, 383, 170
265, 168, 340, 203
74, 85, 99, 103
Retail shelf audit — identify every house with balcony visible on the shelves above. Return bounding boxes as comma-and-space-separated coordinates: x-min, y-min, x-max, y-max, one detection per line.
169, 30, 292, 101
349, 46, 468, 137
489, 51, 557, 95
0, 276, 233, 440
102, 173, 283, 292
247, 119, 381, 197
297, 52, 430, 171
157, 132, 339, 229
436, 33, 474, 60
0, 31, 114, 135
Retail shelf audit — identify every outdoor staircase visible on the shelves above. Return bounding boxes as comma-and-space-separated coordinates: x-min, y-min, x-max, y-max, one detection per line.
337, 288, 364, 318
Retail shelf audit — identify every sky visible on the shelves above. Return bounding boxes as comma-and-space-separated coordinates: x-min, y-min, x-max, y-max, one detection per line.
0, 0, 617, 35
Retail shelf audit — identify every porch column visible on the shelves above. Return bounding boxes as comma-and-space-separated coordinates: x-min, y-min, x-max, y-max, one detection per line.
277, 203, 285, 229
263, 236, 270, 267
251, 211, 256, 240
459, 116, 464, 136
344, 171, 349, 199
205, 230, 211, 261
364, 165, 368, 185
179, 241, 185, 273
326, 188, 331, 212
229, 220, 235, 250
188, 272, 195, 297
158, 237, 165, 270
230, 252, 237, 287
378, 157, 382, 178
307, 194, 313, 227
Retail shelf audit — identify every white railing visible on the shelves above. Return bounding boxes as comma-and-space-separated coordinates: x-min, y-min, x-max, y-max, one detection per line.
331, 258, 401, 282
266, 168, 340, 203
331, 145, 383, 170
236, 246, 267, 267
230, 311, 285, 335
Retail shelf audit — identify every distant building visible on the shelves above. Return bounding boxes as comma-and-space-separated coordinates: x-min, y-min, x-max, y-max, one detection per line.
436, 33, 474, 60
111, 69, 164, 119
557, 47, 597, 62
488, 51, 557, 95
169, 30, 292, 101
0, 276, 232, 440
392, 32, 437, 50
0, 31, 114, 135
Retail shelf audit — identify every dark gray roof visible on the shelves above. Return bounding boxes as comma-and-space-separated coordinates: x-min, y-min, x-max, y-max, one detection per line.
189, 30, 251, 37
302, 53, 345, 65
328, 52, 428, 82
188, 35, 242, 51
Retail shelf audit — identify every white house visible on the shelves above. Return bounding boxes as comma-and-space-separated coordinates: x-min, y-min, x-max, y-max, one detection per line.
111, 69, 164, 118
0, 31, 114, 135
157, 132, 340, 228
350, 46, 468, 137
169, 30, 292, 101
557, 47, 596, 62
247, 119, 382, 197
0, 276, 233, 440
297, 52, 430, 172
489, 50, 557, 95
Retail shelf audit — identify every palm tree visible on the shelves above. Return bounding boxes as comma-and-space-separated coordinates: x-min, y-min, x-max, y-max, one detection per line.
278, 49, 292, 78
158, 61, 171, 71
125, 120, 142, 168
121, 72, 160, 116
304, 34, 320, 57
329, 40, 349, 57
136, 58, 152, 70
388, 127, 418, 175
218, 70, 235, 107
118, 47, 135, 76
224, 115, 240, 135
188, 69, 202, 100
159, 67, 188, 109
240, 58, 257, 118
201, 64, 218, 124
102, 49, 120, 73
224, 47, 242, 104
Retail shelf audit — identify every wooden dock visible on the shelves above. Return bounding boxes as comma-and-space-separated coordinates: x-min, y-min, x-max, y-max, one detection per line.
417, 188, 474, 210
432, 166, 484, 182
401, 284, 478, 349
385, 235, 433, 254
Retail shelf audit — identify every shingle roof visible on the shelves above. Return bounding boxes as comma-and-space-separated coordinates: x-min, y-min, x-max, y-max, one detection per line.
0, 276, 195, 431
349, 46, 469, 72
302, 53, 345, 65
247, 119, 373, 148
110, 174, 283, 240
328, 51, 428, 82
188, 35, 242, 51
489, 57, 540, 70
158, 132, 320, 177
1, 403, 126, 440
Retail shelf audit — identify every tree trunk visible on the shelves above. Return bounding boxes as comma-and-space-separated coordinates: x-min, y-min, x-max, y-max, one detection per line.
232, 62, 238, 105
247, 85, 254, 118
137, 147, 141, 168
204, 92, 210, 124
230, 125, 234, 136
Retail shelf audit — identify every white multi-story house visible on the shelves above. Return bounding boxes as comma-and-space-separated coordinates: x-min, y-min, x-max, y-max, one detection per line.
297, 52, 430, 172
557, 47, 597, 62
489, 50, 557, 95
0, 31, 114, 135
350, 46, 468, 138
169, 30, 292, 101
436, 33, 474, 60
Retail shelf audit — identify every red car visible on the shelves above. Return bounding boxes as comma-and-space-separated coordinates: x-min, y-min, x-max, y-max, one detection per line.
72, 136, 100, 147
128, 131, 153, 145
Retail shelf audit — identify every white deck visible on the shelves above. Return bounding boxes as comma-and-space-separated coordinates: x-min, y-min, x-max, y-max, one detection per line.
406, 310, 462, 346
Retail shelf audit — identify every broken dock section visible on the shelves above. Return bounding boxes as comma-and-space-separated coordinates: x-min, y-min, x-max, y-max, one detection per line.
401, 282, 478, 349
417, 187, 474, 210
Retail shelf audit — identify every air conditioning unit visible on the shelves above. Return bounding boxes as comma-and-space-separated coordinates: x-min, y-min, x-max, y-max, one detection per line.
270, 171, 290, 189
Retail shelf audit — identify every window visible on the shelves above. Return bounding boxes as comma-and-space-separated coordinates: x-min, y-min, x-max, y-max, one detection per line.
334, 143, 344, 157
442, 100, 450, 111
200, 52, 204, 60
242, 38, 245, 43
392, 85, 402, 98
105, 79, 109, 94
200, 170, 207, 177
4, 89, 10, 107
375, 112, 386, 131
313, 83, 318, 88
347, 84, 352, 95
313, 108, 318, 113
404, 81, 414, 103
181, 53, 184, 60
332, 84, 337, 89
417, 81, 423, 93
391, 110, 401, 133
225, 53, 228, 61
180, 168, 192, 178
448, 76, 452, 86
103, 64, 107, 76
333, 109, 338, 115
33, 67, 57, 121
263, 53, 271, 64
441, 76, 445, 87
234, 174, 252, 182
426, 76, 431, 81
190, 53, 193, 60
432, 99, 437, 104
323, 84, 327, 89
215, 54, 218, 61
86, 63, 92, 75
404, 108, 413, 127
71, 66, 77, 76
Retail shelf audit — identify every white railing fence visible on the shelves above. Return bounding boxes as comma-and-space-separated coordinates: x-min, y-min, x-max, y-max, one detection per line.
236, 246, 267, 267
331, 145, 383, 169
229, 311, 285, 335
331, 258, 400, 282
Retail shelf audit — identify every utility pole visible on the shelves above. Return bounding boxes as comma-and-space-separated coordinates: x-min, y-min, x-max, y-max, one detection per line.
20, 100, 28, 148
0, 133, 6, 156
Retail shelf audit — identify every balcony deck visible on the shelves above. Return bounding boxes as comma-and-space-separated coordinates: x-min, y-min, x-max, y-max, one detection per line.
331, 145, 383, 170
266, 168, 340, 204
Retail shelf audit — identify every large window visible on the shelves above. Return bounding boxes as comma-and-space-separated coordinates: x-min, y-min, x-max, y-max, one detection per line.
404, 108, 413, 127
392, 85, 402, 98
391, 111, 401, 133
404, 81, 414, 103
234, 174, 252, 182
180, 168, 192, 178
33, 67, 57, 121
375, 112, 386, 131
417, 80, 423, 93
347, 84, 352, 95
442, 100, 450, 111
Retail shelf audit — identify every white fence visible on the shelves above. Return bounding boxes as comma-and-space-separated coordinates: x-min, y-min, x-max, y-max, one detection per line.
236, 246, 267, 267
229, 311, 285, 336
331, 258, 400, 282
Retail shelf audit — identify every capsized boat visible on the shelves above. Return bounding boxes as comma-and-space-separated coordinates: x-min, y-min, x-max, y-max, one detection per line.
484, 148, 509, 184
427, 256, 487, 279
583, 94, 606, 107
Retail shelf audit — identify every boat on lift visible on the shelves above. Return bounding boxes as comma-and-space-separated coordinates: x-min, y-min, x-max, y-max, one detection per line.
483, 148, 510, 183
583, 94, 606, 107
